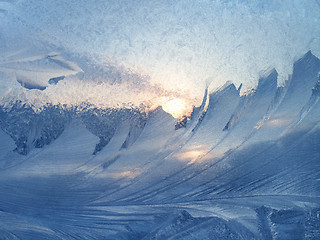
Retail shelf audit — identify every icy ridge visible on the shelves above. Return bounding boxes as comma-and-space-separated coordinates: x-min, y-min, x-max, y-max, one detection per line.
1, 51, 319, 156
0, 101, 147, 155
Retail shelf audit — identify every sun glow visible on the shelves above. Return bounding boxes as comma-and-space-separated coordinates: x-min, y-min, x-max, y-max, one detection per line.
162, 98, 188, 119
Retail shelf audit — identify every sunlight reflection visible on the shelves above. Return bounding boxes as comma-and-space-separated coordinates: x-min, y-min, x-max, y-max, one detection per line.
175, 145, 210, 164
111, 168, 142, 179
254, 115, 292, 129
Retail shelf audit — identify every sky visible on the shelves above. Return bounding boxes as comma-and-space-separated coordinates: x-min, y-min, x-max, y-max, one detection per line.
0, 0, 320, 116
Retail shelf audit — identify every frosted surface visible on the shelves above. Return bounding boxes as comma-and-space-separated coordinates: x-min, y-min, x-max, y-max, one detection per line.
1, 0, 320, 108
0, 1, 320, 239
0, 52, 319, 239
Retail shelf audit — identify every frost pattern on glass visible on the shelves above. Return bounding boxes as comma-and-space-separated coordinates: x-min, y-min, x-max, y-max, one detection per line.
0, 1, 320, 239
0, 52, 319, 239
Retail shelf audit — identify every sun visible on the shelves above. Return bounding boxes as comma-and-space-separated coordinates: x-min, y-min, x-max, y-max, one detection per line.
162, 98, 187, 119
